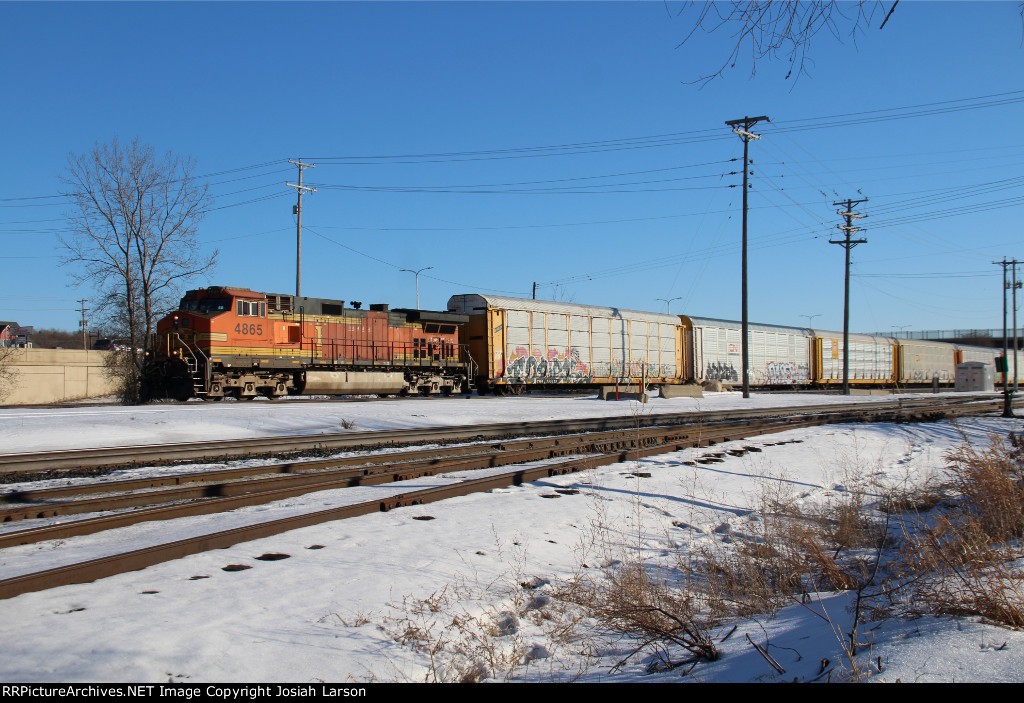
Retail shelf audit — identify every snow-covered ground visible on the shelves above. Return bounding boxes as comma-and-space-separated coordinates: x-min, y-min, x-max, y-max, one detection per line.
1, 391, 1022, 683
0, 390, 973, 453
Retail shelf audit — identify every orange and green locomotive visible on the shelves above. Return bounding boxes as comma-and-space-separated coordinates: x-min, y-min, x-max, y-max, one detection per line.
141, 286, 474, 401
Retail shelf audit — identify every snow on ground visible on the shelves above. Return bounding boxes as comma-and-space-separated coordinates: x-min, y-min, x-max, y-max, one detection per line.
0, 390, 947, 454
1, 392, 1022, 683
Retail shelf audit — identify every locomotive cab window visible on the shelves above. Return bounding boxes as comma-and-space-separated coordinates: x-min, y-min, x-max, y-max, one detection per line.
195, 298, 230, 312
236, 300, 267, 317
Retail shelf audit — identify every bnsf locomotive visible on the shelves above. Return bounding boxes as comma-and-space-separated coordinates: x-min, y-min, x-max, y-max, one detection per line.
141, 286, 474, 401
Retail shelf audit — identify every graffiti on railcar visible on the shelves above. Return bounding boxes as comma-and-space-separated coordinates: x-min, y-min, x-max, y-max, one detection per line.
609, 359, 659, 380
908, 369, 952, 382
765, 361, 809, 384
504, 347, 594, 383
705, 362, 739, 382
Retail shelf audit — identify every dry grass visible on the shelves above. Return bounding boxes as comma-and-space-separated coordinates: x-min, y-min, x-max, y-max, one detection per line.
887, 431, 1024, 629
376, 427, 1024, 680
559, 558, 720, 670
559, 429, 1024, 677
552, 467, 890, 673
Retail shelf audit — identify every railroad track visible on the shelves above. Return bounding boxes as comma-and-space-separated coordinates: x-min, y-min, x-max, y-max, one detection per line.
0, 395, 1015, 601
0, 393, 1007, 477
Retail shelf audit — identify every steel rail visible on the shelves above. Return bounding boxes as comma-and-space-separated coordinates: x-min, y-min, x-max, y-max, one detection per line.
3, 396, 1003, 522
3, 424, 694, 504
0, 417, 821, 601
0, 394, 1008, 475
0, 396, 1008, 601
0, 416, 806, 546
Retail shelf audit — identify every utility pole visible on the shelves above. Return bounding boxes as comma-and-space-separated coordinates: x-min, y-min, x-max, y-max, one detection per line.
1013, 260, 1020, 393
725, 115, 769, 399
287, 160, 316, 297
656, 297, 682, 314
532, 282, 537, 300
994, 258, 1021, 417
77, 299, 88, 350
830, 198, 868, 396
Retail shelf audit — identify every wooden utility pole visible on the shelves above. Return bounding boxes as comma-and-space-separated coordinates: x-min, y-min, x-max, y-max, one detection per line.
725, 115, 769, 399
287, 160, 316, 297
77, 299, 88, 350
1014, 260, 1020, 393
830, 198, 868, 396
995, 258, 1021, 417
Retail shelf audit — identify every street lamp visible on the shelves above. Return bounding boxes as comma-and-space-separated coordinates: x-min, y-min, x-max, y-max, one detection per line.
400, 267, 434, 309
656, 297, 682, 314
801, 314, 821, 329
892, 324, 911, 338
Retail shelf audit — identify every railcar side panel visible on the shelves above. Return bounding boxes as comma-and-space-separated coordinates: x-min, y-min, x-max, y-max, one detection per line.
684, 317, 812, 386
447, 294, 684, 390
813, 332, 895, 385
896, 339, 956, 385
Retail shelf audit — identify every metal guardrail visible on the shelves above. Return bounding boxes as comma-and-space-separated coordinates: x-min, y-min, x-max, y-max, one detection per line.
878, 329, 1018, 341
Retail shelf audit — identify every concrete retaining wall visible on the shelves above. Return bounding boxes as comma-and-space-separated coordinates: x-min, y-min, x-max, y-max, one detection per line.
0, 348, 119, 405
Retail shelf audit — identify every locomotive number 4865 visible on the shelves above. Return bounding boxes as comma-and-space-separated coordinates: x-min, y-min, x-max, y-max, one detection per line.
235, 323, 264, 336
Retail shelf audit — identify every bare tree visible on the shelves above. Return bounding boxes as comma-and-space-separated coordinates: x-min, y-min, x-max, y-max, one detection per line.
0, 345, 17, 403
60, 137, 217, 402
673, 1, 898, 83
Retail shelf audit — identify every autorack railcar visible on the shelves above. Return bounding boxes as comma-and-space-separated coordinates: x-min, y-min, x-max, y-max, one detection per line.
895, 338, 957, 387
681, 316, 814, 388
811, 330, 897, 386
446, 294, 684, 394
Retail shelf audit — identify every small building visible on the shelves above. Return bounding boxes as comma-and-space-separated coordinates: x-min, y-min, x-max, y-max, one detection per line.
0, 322, 33, 348
0, 321, 19, 347
955, 361, 995, 392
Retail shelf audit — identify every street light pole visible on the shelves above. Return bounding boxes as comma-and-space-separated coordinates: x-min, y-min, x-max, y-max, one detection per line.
801, 314, 821, 329
401, 267, 434, 309
656, 297, 682, 314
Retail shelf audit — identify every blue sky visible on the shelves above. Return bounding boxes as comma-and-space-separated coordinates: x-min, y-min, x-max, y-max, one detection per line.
1, 1, 1022, 336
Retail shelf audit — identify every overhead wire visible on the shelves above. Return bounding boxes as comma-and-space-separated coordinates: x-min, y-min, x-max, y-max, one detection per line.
303, 226, 528, 296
